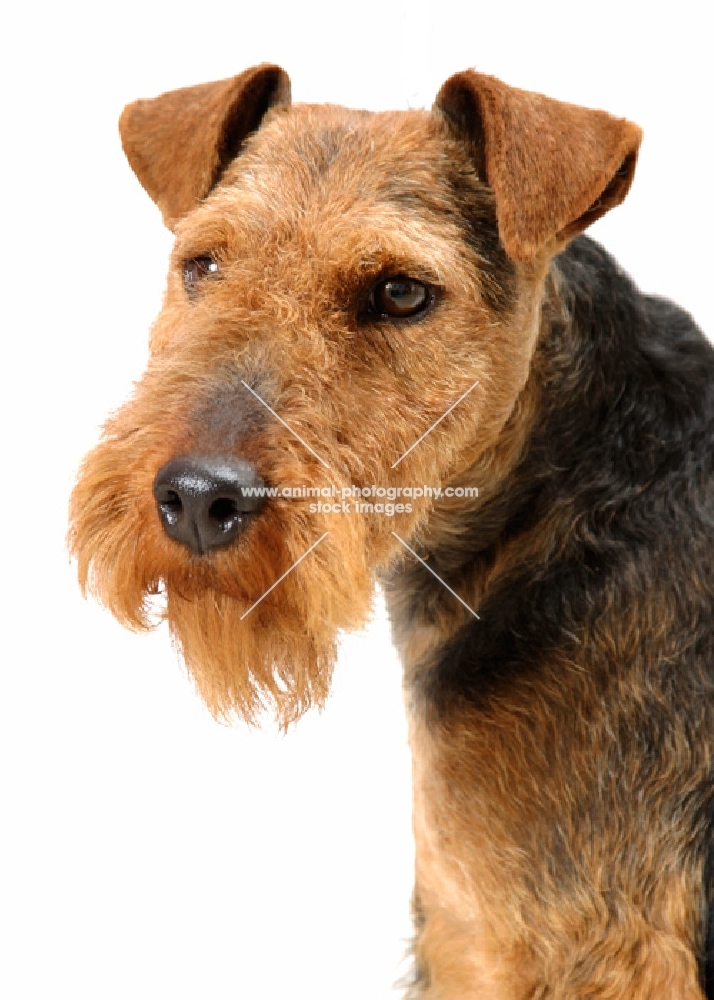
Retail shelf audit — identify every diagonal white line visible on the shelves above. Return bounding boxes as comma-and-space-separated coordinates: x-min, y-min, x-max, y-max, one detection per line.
241, 380, 331, 469
391, 380, 480, 469
391, 532, 480, 619
239, 532, 330, 620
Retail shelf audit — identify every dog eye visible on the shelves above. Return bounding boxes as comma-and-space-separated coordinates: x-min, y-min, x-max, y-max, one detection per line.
183, 255, 220, 296
368, 277, 432, 319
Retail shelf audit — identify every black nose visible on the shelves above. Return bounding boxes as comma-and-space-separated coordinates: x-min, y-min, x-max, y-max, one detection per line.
153, 457, 266, 554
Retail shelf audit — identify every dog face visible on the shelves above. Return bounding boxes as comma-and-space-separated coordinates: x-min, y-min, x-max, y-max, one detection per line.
69, 65, 640, 726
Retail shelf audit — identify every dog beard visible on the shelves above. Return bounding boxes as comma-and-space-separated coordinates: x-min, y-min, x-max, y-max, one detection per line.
70, 455, 375, 728
164, 514, 374, 727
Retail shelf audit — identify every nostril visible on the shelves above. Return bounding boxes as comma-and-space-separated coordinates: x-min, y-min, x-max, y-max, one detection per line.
157, 489, 184, 525
209, 496, 240, 528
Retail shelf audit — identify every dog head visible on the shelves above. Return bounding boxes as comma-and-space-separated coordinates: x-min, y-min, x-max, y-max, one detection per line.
69, 65, 641, 726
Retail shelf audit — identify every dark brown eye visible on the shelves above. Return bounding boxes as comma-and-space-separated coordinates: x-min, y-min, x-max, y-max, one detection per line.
368, 276, 432, 319
183, 255, 220, 296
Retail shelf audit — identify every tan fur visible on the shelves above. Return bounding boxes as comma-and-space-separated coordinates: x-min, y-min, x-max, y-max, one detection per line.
408, 614, 707, 997
120, 64, 291, 229
435, 71, 641, 261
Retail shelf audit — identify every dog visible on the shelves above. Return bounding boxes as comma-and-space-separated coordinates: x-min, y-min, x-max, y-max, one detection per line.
69, 64, 714, 997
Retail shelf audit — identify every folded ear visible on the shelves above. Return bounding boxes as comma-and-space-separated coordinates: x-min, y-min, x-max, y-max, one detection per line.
434, 70, 642, 262
119, 64, 291, 229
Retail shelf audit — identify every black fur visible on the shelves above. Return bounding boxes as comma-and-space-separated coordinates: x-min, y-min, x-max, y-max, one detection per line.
421, 237, 714, 710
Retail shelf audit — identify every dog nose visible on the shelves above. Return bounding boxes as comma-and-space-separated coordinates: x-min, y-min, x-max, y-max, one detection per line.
153, 457, 266, 554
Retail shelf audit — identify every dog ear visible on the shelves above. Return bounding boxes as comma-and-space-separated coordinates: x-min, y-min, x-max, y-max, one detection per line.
434, 70, 642, 262
119, 64, 291, 229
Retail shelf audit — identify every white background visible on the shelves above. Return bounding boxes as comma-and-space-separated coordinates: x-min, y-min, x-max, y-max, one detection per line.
1, 2, 712, 997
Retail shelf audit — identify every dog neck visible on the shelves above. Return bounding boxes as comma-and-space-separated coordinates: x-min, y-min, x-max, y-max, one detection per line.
382, 233, 674, 681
